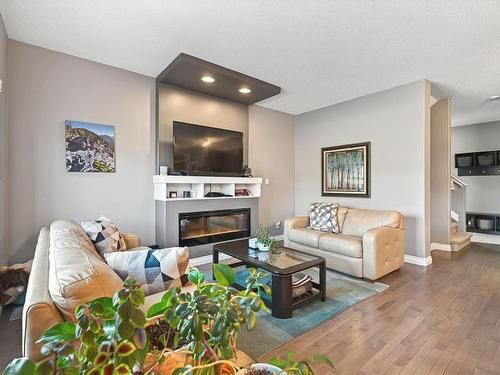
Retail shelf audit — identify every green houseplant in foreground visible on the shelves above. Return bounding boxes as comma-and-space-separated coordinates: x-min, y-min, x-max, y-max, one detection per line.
3, 264, 333, 375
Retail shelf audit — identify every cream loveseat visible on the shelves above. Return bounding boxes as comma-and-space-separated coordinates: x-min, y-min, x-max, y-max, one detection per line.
22, 220, 195, 361
284, 207, 404, 280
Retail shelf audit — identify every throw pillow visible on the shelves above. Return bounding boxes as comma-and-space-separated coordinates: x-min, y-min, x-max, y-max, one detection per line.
81, 217, 126, 257
308, 202, 340, 233
104, 247, 191, 296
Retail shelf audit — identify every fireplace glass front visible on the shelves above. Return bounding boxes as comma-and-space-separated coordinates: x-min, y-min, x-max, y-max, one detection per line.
179, 208, 250, 247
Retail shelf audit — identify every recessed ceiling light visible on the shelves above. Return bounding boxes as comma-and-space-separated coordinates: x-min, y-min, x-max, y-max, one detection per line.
201, 76, 215, 83
487, 95, 500, 101
239, 87, 251, 94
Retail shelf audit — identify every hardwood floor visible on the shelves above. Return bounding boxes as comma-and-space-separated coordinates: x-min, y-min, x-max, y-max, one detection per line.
262, 242, 500, 374
1, 242, 499, 373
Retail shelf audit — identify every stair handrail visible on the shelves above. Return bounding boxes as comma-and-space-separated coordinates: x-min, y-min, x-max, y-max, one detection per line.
451, 174, 467, 187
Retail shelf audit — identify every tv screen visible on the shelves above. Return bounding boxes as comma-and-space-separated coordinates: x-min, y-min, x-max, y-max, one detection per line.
173, 121, 243, 176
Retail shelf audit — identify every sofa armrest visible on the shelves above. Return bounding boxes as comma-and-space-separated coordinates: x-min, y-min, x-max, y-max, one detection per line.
284, 216, 309, 231
284, 216, 309, 245
362, 227, 404, 280
122, 233, 141, 249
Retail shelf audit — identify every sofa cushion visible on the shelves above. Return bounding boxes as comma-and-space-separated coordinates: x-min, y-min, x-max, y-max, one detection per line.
48, 220, 124, 322
104, 247, 191, 296
308, 202, 340, 233
81, 217, 126, 257
318, 233, 363, 258
341, 209, 403, 237
287, 228, 326, 248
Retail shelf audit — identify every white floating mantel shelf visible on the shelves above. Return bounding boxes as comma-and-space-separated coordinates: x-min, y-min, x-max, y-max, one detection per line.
153, 175, 262, 202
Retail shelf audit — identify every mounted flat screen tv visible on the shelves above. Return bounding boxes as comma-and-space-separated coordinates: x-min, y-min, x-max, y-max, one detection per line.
173, 121, 243, 176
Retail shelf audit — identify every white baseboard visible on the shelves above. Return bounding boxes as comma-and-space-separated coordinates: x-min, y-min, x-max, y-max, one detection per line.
404, 254, 433, 267
430, 242, 452, 251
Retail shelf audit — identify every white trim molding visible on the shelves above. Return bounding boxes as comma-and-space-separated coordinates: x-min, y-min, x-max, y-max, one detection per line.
404, 254, 433, 267
430, 242, 452, 252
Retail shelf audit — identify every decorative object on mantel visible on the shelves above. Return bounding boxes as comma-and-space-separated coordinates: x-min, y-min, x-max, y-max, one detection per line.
322, 142, 371, 198
159, 165, 168, 175
169, 191, 178, 198
65, 120, 116, 173
242, 164, 253, 177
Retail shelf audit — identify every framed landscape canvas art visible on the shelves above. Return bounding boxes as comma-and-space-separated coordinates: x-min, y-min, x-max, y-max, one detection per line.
65, 120, 116, 172
322, 142, 370, 197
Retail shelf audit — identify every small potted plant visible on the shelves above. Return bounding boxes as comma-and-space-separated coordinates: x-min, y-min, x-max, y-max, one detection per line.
255, 225, 270, 251
266, 238, 281, 254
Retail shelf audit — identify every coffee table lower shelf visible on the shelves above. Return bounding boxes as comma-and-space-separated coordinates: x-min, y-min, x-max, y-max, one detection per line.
212, 255, 326, 319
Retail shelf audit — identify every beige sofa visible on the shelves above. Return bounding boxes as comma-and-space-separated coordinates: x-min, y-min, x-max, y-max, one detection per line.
23, 220, 194, 361
284, 207, 404, 280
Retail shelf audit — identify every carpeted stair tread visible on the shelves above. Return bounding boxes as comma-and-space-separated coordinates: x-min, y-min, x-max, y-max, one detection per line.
450, 222, 458, 233
450, 232, 472, 244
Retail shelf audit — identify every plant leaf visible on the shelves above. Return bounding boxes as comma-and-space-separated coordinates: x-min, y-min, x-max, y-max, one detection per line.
188, 267, 205, 285
146, 301, 166, 319
313, 353, 335, 368
130, 288, 145, 307
36, 322, 76, 344
213, 264, 236, 286
115, 364, 130, 374
133, 328, 147, 349
87, 297, 115, 319
3, 357, 35, 375
246, 310, 257, 330
116, 342, 136, 357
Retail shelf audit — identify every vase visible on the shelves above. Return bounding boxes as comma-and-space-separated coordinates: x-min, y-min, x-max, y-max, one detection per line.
236, 363, 286, 375
258, 242, 270, 252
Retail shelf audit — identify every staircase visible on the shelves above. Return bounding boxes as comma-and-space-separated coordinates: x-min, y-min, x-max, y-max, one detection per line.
450, 220, 472, 251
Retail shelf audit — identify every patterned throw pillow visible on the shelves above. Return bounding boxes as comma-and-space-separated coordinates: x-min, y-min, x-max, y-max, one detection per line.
104, 247, 191, 296
81, 217, 126, 257
308, 202, 340, 233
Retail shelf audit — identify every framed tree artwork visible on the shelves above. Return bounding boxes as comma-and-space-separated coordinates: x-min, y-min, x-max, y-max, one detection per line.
322, 142, 371, 198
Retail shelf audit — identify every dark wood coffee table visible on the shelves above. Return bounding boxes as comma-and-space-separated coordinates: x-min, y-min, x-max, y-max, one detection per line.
213, 239, 326, 319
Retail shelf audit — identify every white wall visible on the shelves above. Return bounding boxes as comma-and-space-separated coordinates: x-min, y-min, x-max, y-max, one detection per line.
248, 105, 295, 234
295, 81, 429, 258
0, 14, 7, 266
7, 41, 156, 263
452, 121, 500, 213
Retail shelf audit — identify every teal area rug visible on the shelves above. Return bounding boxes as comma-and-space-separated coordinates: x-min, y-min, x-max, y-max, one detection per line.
211, 267, 388, 360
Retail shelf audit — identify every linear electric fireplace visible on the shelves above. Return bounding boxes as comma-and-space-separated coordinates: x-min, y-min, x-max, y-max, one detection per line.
179, 208, 250, 247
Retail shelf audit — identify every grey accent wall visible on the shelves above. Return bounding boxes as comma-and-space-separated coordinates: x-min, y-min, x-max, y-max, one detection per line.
158, 84, 248, 170
248, 105, 295, 234
295, 80, 428, 258
452, 121, 500, 213
7, 41, 156, 263
0, 14, 7, 266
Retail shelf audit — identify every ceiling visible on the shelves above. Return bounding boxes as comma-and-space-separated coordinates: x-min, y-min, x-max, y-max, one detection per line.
1, 0, 500, 126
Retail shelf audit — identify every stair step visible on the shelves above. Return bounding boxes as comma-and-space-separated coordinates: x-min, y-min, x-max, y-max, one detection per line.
450, 232, 472, 245
450, 222, 458, 233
